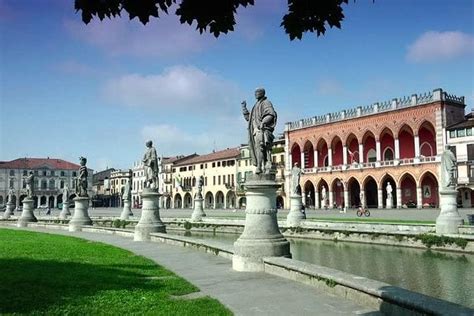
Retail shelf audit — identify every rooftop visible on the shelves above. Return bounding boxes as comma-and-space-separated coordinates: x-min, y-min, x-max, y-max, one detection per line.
0, 158, 83, 171
174, 148, 240, 166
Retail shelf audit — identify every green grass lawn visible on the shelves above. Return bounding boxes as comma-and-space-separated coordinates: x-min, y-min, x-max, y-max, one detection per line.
0, 229, 231, 315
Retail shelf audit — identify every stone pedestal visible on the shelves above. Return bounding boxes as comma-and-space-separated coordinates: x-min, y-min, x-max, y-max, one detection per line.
286, 194, 305, 227
58, 202, 71, 220
134, 189, 166, 241
120, 200, 133, 220
17, 199, 37, 227
68, 197, 92, 232
3, 201, 15, 219
386, 197, 393, 209
191, 195, 206, 221
436, 189, 463, 234
233, 174, 291, 272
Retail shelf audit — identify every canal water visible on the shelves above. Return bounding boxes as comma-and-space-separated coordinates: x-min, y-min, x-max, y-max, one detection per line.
171, 230, 474, 308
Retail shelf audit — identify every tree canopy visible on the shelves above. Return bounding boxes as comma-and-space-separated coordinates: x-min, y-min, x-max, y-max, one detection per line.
74, 0, 353, 40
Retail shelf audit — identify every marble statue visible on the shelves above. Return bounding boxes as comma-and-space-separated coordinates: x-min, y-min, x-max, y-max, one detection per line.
7, 189, 14, 203
122, 177, 131, 201
386, 182, 393, 200
63, 184, 69, 203
291, 162, 303, 195
197, 175, 204, 195
75, 156, 89, 197
143, 140, 159, 189
321, 186, 327, 206
25, 171, 34, 198
441, 146, 457, 189
359, 191, 365, 207
241, 88, 277, 174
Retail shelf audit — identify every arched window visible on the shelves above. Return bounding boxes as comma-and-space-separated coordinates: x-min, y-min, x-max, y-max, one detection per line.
41, 180, 47, 189
60, 180, 65, 189
49, 179, 55, 189
367, 149, 376, 162
383, 148, 394, 161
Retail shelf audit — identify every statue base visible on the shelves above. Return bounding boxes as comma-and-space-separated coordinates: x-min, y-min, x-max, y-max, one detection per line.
59, 203, 71, 220
134, 189, 166, 241
191, 196, 206, 221
436, 189, 463, 234
3, 201, 15, 219
386, 199, 393, 209
17, 199, 37, 227
120, 200, 133, 220
69, 197, 92, 232
233, 174, 291, 272
286, 194, 305, 227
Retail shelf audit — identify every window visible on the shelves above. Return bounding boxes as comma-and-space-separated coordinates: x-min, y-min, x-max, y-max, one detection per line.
467, 128, 473, 136
72, 171, 77, 177
34, 170, 39, 176
43, 171, 47, 176
367, 149, 377, 163
212, 162, 216, 168
231, 174, 234, 185
205, 177, 208, 186
280, 155, 284, 163
41, 180, 47, 189
457, 129, 465, 137
51, 171, 55, 176
223, 161, 227, 167
121, 179, 125, 185
217, 162, 221, 167
23, 170, 27, 176
239, 161, 241, 167
9, 170, 14, 176
49, 179, 55, 189
213, 176, 216, 185
272, 156, 276, 163
218, 176, 221, 185
468, 144, 474, 161
205, 164, 208, 168
60, 180, 64, 189
23, 180, 26, 188
61, 171, 65, 176
245, 160, 248, 166
200, 164, 204, 169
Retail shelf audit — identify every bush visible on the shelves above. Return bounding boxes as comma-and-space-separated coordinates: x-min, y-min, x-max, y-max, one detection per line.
415, 234, 468, 249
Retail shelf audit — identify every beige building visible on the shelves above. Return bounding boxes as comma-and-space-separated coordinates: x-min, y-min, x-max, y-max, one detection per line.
169, 148, 240, 209
110, 169, 131, 207
447, 111, 474, 207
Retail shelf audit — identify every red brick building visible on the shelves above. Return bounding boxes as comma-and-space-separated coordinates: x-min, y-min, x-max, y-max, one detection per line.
284, 88, 466, 210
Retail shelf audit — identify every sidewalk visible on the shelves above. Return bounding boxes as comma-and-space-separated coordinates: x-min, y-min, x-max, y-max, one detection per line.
17, 227, 380, 316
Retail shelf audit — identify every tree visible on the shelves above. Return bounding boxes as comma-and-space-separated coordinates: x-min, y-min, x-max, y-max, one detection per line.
74, 0, 354, 40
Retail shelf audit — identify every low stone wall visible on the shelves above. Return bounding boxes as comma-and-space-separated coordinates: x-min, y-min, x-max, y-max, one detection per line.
263, 257, 473, 316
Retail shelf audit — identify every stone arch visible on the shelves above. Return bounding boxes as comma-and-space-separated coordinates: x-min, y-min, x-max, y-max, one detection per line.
346, 133, 359, 164
174, 193, 182, 209
215, 191, 225, 208
302, 140, 315, 168
40, 196, 47, 206
183, 192, 193, 208
419, 171, 439, 207
418, 121, 437, 157
205, 192, 214, 209
347, 177, 361, 207
331, 178, 344, 207
316, 178, 329, 208
316, 138, 329, 167
226, 191, 236, 209
398, 124, 415, 159
303, 180, 315, 208
362, 130, 376, 163
380, 173, 397, 208
362, 176, 378, 208
380, 128, 395, 161
291, 143, 302, 168
331, 136, 343, 166
399, 173, 417, 207
238, 197, 247, 209
276, 195, 284, 209
165, 197, 171, 209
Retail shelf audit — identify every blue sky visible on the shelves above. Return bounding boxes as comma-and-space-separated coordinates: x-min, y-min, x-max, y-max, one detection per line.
1, 0, 473, 171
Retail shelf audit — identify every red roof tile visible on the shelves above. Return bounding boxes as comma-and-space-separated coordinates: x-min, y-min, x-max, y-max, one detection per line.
0, 158, 81, 170
174, 148, 240, 166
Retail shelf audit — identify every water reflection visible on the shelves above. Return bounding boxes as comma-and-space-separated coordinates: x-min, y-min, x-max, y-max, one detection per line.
171, 231, 473, 308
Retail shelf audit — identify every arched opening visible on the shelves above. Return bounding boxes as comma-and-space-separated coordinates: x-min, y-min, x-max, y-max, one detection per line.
10, 195, 17, 206
174, 194, 182, 209
331, 178, 344, 208
420, 172, 438, 207
363, 176, 378, 208
398, 125, 415, 159
48, 196, 54, 208
33, 196, 38, 208
381, 175, 397, 208
238, 197, 246, 209
317, 179, 329, 208
303, 180, 315, 208
69, 194, 76, 201
40, 196, 47, 206
362, 131, 376, 163
41, 180, 47, 189
399, 174, 417, 207
276, 195, 284, 209
183, 192, 193, 208
303, 141, 314, 168
215, 191, 225, 209
205, 192, 214, 209
57, 194, 63, 207
226, 191, 236, 209
166, 197, 171, 209
419, 121, 437, 157
458, 188, 474, 207
49, 179, 55, 189
331, 136, 343, 166
317, 139, 328, 167
291, 144, 301, 167
346, 134, 359, 164
347, 177, 361, 208
380, 128, 395, 161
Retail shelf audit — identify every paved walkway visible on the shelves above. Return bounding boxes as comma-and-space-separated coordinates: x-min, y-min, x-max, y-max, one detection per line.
14, 226, 380, 316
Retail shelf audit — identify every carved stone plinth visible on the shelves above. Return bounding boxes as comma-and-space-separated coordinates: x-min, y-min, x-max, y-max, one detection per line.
286, 194, 305, 227
120, 200, 133, 220
191, 196, 206, 222
436, 189, 463, 234
17, 199, 37, 227
233, 174, 291, 272
69, 197, 92, 231
59, 202, 71, 220
386, 198, 393, 209
134, 189, 166, 241
3, 201, 15, 219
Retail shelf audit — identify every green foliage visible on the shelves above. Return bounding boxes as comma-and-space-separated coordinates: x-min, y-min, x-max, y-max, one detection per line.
184, 221, 192, 230
272, 147, 285, 154
112, 219, 129, 229
75, 0, 358, 40
325, 278, 337, 288
394, 235, 404, 242
0, 229, 231, 315
415, 234, 468, 249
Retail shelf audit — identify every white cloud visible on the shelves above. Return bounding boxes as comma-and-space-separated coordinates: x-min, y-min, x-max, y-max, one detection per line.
64, 14, 215, 58
102, 65, 242, 114
316, 79, 344, 95
407, 31, 474, 63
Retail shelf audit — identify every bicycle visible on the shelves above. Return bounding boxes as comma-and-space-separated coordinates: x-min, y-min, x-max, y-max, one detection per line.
356, 207, 370, 217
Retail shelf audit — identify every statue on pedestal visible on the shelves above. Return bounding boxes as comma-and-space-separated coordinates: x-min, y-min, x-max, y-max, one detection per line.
441, 146, 457, 190
122, 177, 131, 202
386, 182, 393, 201
291, 162, 303, 195
25, 171, 34, 198
143, 140, 159, 189
7, 189, 14, 203
63, 184, 70, 204
241, 88, 277, 174
321, 186, 327, 207
196, 175, 204, 197
359, 191, 365, 208
75, 157, 89, 197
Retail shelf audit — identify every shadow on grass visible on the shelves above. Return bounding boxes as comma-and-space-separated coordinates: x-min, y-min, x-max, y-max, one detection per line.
0, 258, 175, 314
